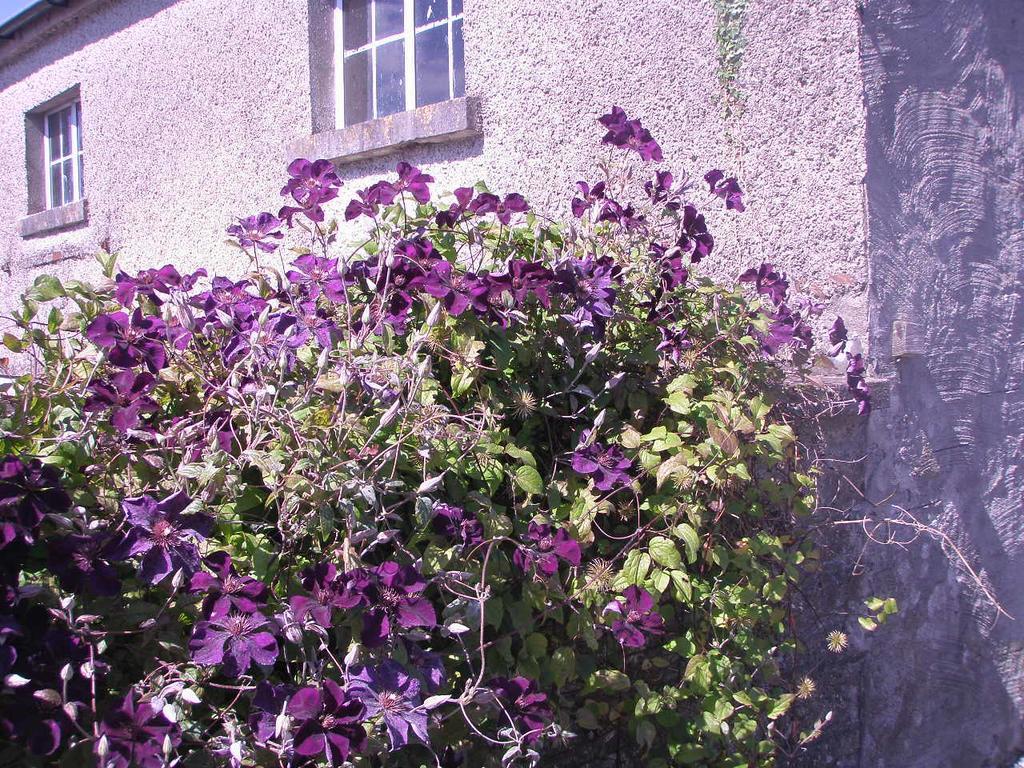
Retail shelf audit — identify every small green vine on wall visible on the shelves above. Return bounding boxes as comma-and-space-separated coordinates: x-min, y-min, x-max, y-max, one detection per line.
713, 0, 749, 119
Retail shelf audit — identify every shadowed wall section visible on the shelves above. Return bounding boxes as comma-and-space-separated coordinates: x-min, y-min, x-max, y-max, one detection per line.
851, 0, 1024, 765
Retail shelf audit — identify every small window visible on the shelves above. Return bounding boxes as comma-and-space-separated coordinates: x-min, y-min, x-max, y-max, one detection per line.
335, 0, 465, 127
43, 101, 84, 210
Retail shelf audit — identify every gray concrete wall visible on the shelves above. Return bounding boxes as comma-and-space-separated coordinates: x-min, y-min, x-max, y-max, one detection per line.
0, 0, 870, 353
810, 1, 1024, 765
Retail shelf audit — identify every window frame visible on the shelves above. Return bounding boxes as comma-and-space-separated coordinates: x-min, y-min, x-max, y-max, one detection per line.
42, 99, 83, 211
333, 0, 465, 128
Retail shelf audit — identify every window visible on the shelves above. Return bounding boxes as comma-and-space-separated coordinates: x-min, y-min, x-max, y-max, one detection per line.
43, 100, 83, 210
335, 0, 465, 127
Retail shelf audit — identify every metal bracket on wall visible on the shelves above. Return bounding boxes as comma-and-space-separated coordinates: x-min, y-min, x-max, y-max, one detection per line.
891, 320, 925, 359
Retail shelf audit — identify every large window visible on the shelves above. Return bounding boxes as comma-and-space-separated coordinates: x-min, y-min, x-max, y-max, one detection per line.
335, 0, 465, 127
44, 100, 83, 210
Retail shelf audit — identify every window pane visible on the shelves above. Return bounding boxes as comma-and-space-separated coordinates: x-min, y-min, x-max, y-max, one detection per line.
78, 154, 84, 199
452, 18, 464, 97
415, 25, 448, 107
415, 0, 446, 27
74, 102, 83, 150
49, 164, 61, 208
452, 0, 463, 15
343, 0, 369, 50
344, 50, 372, 125
375, 39, 405, 117
46, 113, 61, 161
374, 0, 403, 38
61, 159, 74, 206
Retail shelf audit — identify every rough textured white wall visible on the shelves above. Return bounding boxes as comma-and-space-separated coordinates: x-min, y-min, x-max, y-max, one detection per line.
0, 0, 313, 327
0, 0, 868, 352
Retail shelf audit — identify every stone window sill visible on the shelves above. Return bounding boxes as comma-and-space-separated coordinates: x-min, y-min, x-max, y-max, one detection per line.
287, 97, 481, 165
20, 198, 88, 238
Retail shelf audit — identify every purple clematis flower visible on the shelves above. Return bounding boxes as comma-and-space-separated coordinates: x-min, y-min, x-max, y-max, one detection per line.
279, 158, 342, 224
248, 681, 294, 742
555, 256, 621, 338
739, 262, 789, 305
392, 161, 434, 204
645, 170, 676, 206
361, 562, 437, 647
227, 212, 284, 253
487, 677, 552, 744
192, 277, 267, 329
431, 503, 485, 551
84, 370, 159, 432
435, 186, 475, 228
598, 106, 663, 162
649, 242, 689, 291
116, 491, 213, 585
0, 457, 70, 550
513, 522, 581, 578
829, 316, 848, 355
189, 611, 278, 676
571, 180, 607, 218
470, 192, 530, 224
678, 205, 714, 263
604, 586, 665, 648
289, 563, 370, 629
847, 353, 871, 416
571, 431, 633, 491
704, 169, 746, 212
287, 680, 367, 765
656, 325, 692, 364
762, 304, 813, 355
422, 262, 483, 316
190, 551, 270, 618
286, 254, 344, 300
86, 309, 168, 372
96, 693, 181, 768
349, 660, 429, 749
47, 532, 122, 596
489, 259, 555, 309
113, 265, 204, 307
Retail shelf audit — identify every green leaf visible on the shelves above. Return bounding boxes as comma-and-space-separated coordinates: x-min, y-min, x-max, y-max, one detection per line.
767, 693, 796, 720
615, 550, 652, 588
649, 536, 682, 569
674, 523, 701, 564
514, 465, 544, 496
25, 275, 65, 302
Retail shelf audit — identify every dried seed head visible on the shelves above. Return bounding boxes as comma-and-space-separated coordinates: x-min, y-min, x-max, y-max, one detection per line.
826, 630, 848, 653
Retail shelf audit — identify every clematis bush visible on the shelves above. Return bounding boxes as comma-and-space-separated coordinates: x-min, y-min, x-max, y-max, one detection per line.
0, 107, 861, 767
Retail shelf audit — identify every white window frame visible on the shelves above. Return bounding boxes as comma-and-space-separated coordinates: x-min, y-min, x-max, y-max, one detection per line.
334, 0, 464, 128
43, 100, 83, 210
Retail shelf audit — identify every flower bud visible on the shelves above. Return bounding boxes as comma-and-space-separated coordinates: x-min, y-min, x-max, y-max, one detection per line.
426, 301, 442, 327
4, 674, 31, 688
360, 305, 372, 325
180, 688, 201, 705
97, 734, 110, 759
60, 595, 75, 611
33, 688, 62, 707
60, 663, 73, 682
171, 569, 187, 590
163, 733, 173, 757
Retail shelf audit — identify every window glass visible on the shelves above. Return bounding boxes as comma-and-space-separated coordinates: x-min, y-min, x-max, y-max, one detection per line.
414, 0, 446, 27
375, 39, 405, 117
452, 18, 465, 98
344, 50, 372, 125
61, 159, 74, 206
338, 0, 466, 126
49, 163, 61, 209
415, 25, 449, 107
374, 0, 403, 38
78, 154, 84, 200
343, 0, 370, 50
